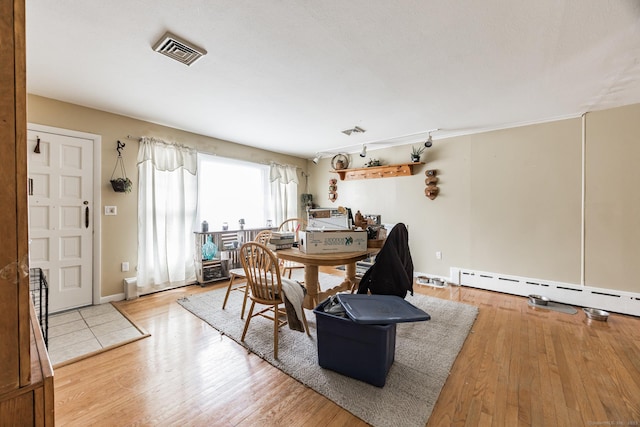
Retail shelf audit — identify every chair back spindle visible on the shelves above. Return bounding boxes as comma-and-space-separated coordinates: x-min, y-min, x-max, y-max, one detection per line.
240, 243, 281, 303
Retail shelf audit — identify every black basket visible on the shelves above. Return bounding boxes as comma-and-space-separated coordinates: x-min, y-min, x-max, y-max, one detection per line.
110, 178, 132, 193
110, 143, 132, 192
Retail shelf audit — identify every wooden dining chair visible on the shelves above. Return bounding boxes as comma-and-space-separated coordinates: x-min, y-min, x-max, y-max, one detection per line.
222, 229, 272, 319
278, 218, 306, 279
240, 242, 310, 358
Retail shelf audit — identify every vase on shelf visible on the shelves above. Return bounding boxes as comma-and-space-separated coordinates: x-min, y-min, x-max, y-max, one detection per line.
202, 235, 218, 260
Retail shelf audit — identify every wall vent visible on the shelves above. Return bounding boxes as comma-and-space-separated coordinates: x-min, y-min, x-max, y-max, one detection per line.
153, 32, 207, 66
341, 126, 366, 136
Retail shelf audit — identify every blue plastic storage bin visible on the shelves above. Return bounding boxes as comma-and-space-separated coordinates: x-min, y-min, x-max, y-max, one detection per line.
313, 294, 430, 387
337, 294, 431, 324
314, 298, 396, 387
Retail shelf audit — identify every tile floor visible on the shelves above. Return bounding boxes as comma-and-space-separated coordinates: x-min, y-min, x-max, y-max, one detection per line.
48, 303, 144, 366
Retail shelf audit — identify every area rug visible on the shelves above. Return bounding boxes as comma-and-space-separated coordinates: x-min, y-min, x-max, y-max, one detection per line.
47, 303, 150, 368
177, 283, 478, 427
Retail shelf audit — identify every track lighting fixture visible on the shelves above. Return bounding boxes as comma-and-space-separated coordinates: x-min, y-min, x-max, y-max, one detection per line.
312, 153, 322, 165
424, 133, 433, 148
359, 144, 367, 158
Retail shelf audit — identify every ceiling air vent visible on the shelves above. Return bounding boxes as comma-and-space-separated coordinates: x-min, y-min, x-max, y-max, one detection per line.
153, 32, 207, 66
342, 126, 366, 136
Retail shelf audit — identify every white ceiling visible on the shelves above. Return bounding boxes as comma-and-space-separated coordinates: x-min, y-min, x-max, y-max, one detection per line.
25, 1, 640, 159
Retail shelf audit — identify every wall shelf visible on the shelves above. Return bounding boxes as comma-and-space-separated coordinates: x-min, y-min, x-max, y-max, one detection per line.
332, 162, 424, 181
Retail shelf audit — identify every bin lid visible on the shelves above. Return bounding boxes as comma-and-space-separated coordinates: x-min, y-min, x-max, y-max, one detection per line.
336, 294, 431, 324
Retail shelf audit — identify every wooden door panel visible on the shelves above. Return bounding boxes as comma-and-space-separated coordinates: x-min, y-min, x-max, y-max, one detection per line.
28, 130, 93, 312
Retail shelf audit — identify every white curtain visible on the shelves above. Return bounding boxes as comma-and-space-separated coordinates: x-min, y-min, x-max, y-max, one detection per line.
269, 163, 299, 225
137, 137, 198, 291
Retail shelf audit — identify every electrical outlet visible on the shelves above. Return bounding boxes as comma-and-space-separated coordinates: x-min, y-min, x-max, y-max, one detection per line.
436, 251, 442, 260
121, 262, 129, 272
105, 206, 117, 215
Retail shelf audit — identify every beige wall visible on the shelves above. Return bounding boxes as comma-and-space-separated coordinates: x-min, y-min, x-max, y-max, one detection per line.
27, 94, 640, 299
310, 105, 639, 295
27, 95, 306, 299
468, 120, 582, 282
585, 104, 640, 293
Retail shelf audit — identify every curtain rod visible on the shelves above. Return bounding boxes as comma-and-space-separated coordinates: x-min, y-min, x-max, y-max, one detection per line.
261, 160, 303, 170
129, 136, 301, 170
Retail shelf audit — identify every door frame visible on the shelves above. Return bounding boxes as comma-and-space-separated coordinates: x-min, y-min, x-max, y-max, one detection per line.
27, 123, 102, 306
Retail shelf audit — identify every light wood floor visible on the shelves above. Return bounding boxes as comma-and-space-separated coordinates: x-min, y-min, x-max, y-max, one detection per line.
53, 273, 640, 426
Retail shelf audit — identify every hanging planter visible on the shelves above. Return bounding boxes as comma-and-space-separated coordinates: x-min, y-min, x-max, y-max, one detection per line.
110, 177, 133, 193
110, 140, 133, 193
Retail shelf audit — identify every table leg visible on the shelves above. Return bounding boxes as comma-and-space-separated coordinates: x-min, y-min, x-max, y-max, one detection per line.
315, 262, 357, 304
303, 264, 319, 310
345, 262, 357, 292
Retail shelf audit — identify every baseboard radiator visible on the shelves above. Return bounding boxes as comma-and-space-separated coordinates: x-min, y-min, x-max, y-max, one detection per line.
451, 267, 640, 317
124, 277, 138, 300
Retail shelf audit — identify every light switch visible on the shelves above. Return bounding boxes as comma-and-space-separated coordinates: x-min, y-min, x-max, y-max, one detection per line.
105, 206, 117, 215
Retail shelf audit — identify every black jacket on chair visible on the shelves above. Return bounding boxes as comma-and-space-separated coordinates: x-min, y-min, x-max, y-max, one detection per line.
356, 223, 414, 298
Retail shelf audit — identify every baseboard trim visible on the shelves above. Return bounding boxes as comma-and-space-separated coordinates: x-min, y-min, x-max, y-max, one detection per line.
450, 267, 640, 317
100, 293, 126, 304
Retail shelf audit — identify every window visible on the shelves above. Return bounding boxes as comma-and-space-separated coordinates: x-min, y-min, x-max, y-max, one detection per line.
197, 153, 270, 230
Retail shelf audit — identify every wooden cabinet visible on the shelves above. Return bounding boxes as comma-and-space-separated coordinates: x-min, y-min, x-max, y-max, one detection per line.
332, 162, 424, 180
0, 0, 54, 424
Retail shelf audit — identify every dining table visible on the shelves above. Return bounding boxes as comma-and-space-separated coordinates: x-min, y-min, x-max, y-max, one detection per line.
276, 247, 376, 309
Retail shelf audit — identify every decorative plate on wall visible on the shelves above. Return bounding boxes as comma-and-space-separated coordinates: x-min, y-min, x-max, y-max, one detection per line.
331, 153, 349, 170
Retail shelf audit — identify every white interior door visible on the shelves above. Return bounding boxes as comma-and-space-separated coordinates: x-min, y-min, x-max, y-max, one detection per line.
28, 129, 94, 313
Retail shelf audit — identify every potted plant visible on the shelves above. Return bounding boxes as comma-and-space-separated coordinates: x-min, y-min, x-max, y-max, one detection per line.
110, 177, 133, 193
411, 145, 425, 162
